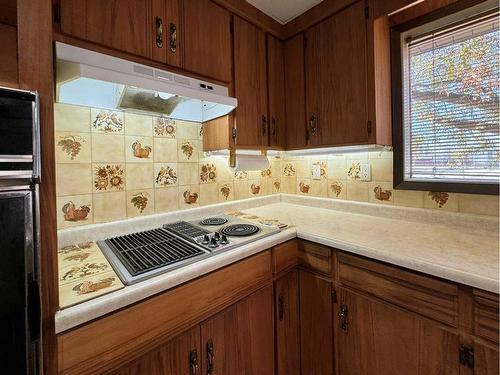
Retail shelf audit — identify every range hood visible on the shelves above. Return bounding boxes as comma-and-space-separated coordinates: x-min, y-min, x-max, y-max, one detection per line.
55, 42, 237, 122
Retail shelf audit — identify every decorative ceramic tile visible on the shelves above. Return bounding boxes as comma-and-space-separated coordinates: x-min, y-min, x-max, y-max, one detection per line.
260, 167, 272, 178
126, 136, 153, 162
91, 134, 125, 162
328, 179, 346, 199
125, 163, 154, 190
59, 260, 110, 285
199, 163, 217, 183
153, 116, 176, 138
424, 192, 458, 212
295, 160, 310, 178
234, 180, 249, 200
56, 132, 91, 163
154, 186, 179, 213
91, 108, 124, 133
346, 181, 369, 202
297, 179, 311, 195
271, 159, 281, 177
327, 156, 346, 180
215, 159, 233, 181
458, 194, 499, 216
311, 161, 327, 179
199, 183, 219, 205
261, 179, 272, 195
176, 120, 200, 140
93, 192, 126, 223
127, 189, 154, 217
249, 180, 263, 196
234, 171, 248, 180
154, 138, 178, 162
154, 163, 178, 187
370, 182, 394, 205
283, 162, 296, 177
178, 163, 199, 185
58, 241, 102, 268
178, 140, 198, 162
371, 158, 393, 182
281, 177, 296, 194
54, 103, 90, 132
93, 164, 125, 192
247, 170, 262, 180
272, 179, 281, 194
57, 194, 93, 229
311, 179, 328, 197
347, 162, 362, 180
216, 182, 232, 202
393, 190, 424, 208
124, 112, 152, 136
56, 163, 93, 196
179, 185, 200, 208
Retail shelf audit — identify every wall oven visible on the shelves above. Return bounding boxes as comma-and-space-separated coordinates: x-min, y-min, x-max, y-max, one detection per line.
0, 86, 41, 374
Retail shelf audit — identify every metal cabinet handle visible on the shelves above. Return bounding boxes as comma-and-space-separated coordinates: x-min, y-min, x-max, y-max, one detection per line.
189, 349, 199, 375
339, 304, 348, 332
261, 115, 267, 135
278, 294, 284, 321
155, 16, 163, 48
169, 23, 177, 53
309, 115, 318, 136
206, 339, 215, 375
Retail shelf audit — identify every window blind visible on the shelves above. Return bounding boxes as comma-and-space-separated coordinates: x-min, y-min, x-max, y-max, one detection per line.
403, 13, 500, 184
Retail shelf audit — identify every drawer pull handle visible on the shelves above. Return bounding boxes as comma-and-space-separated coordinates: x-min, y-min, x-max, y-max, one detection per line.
207, 339, 215, 375
340, 304, 348, 332
155, 16, 163, 48
189, 349, 199, 375
169, 23, 177, 53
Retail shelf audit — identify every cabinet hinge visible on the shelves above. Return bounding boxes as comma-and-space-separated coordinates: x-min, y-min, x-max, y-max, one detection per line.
331, 290, 337, 303
53, 3, 61, 24
367, 120, 372, 134
365, 6, 369, 19
231, 127, 237, 139
459, 346, 474, 369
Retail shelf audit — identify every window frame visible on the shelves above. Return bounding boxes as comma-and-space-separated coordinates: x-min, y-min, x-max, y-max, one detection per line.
391, 0, 499, 195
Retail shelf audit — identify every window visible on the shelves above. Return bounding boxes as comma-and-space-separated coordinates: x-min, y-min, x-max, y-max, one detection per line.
392, 1, 499, 194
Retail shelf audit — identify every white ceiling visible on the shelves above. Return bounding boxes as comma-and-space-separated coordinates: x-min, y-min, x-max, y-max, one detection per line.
245, 0, 324, 24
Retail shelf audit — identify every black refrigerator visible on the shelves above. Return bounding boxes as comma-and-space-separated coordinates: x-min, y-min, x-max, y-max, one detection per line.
0, 87, 41, 374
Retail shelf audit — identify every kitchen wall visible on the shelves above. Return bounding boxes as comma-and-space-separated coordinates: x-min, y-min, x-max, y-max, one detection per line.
54, 102, 498, 229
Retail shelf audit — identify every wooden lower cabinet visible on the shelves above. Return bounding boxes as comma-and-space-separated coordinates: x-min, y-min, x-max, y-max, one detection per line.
200, 285, 274, 375
110, 327, 200, 375
336, 287, 460, 375
474, 340, 499, 375
299, 270, 334, 375
275, 270, 300, 375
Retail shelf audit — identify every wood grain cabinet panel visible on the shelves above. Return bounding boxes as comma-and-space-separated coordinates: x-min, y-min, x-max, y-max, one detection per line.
272, 239, 299, 275
474, 340, 500, 375
60, 0, 151, 58
338, 253, 459, 326
233, 16, 268, 148
275, 270, 300, 375
473, 290, 499, 344
200, 286, 274, 375
110, 327, 200, 375
182, 0, 232, 82
299, 270, 334, 375
298, 240, 332, 276
336, 288, 459, 375
267, 35, 286, 148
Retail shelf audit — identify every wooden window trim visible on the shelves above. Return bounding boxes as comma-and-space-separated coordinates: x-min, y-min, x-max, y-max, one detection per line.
390, 0, 499, 196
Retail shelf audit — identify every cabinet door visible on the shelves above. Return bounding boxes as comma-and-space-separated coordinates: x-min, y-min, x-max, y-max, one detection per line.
267, 35, 286, 148
60, 0, 151, 58
337, 288, 459, 375
200, 286, 274, 375
111, 326, 201, 375
275, 270, 300, 375
474, 340, 499, 375
151, 0, 182, 67
284, 33, 307, 149
233, 16, 268, 148
182, 0, 232, 82
299, 270, 334, 375
305, 0, 368, 146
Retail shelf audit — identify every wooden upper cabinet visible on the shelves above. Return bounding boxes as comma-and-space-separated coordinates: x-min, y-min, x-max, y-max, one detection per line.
182, 0, 232, 82
306, 0, 369, 147
200, 286, 274, 375
151, 0, 182, 67
60, 0, 151, 58
336, 288, 460, 375
110, 327, 200, 375
267, 35, 286, 148
233, 16, 268, 148
284, 33, 307, 149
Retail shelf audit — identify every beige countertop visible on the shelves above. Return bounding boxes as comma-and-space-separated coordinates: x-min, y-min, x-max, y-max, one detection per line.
55, 194, 499, 333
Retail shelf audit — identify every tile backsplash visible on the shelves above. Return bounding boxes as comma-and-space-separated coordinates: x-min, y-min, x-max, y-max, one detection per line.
55, 103, 498, 229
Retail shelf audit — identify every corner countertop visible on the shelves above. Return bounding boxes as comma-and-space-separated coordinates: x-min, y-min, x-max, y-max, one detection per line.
55, 195, 499, 333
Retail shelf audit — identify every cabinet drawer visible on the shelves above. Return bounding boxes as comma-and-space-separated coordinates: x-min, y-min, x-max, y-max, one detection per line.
273, 240, 299, 274
298, 240, 332, 276
338, 253, 459, 326
473, 289, 499, 344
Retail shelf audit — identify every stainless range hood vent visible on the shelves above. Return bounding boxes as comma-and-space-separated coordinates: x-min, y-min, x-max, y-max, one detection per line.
55, 42, 237, 122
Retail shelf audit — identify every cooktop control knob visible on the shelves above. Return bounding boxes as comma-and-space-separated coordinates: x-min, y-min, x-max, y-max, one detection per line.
209, 238, 219, 248
202, 234, 210, 245
220, 234, 228, 245
214, 232, 220, 241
